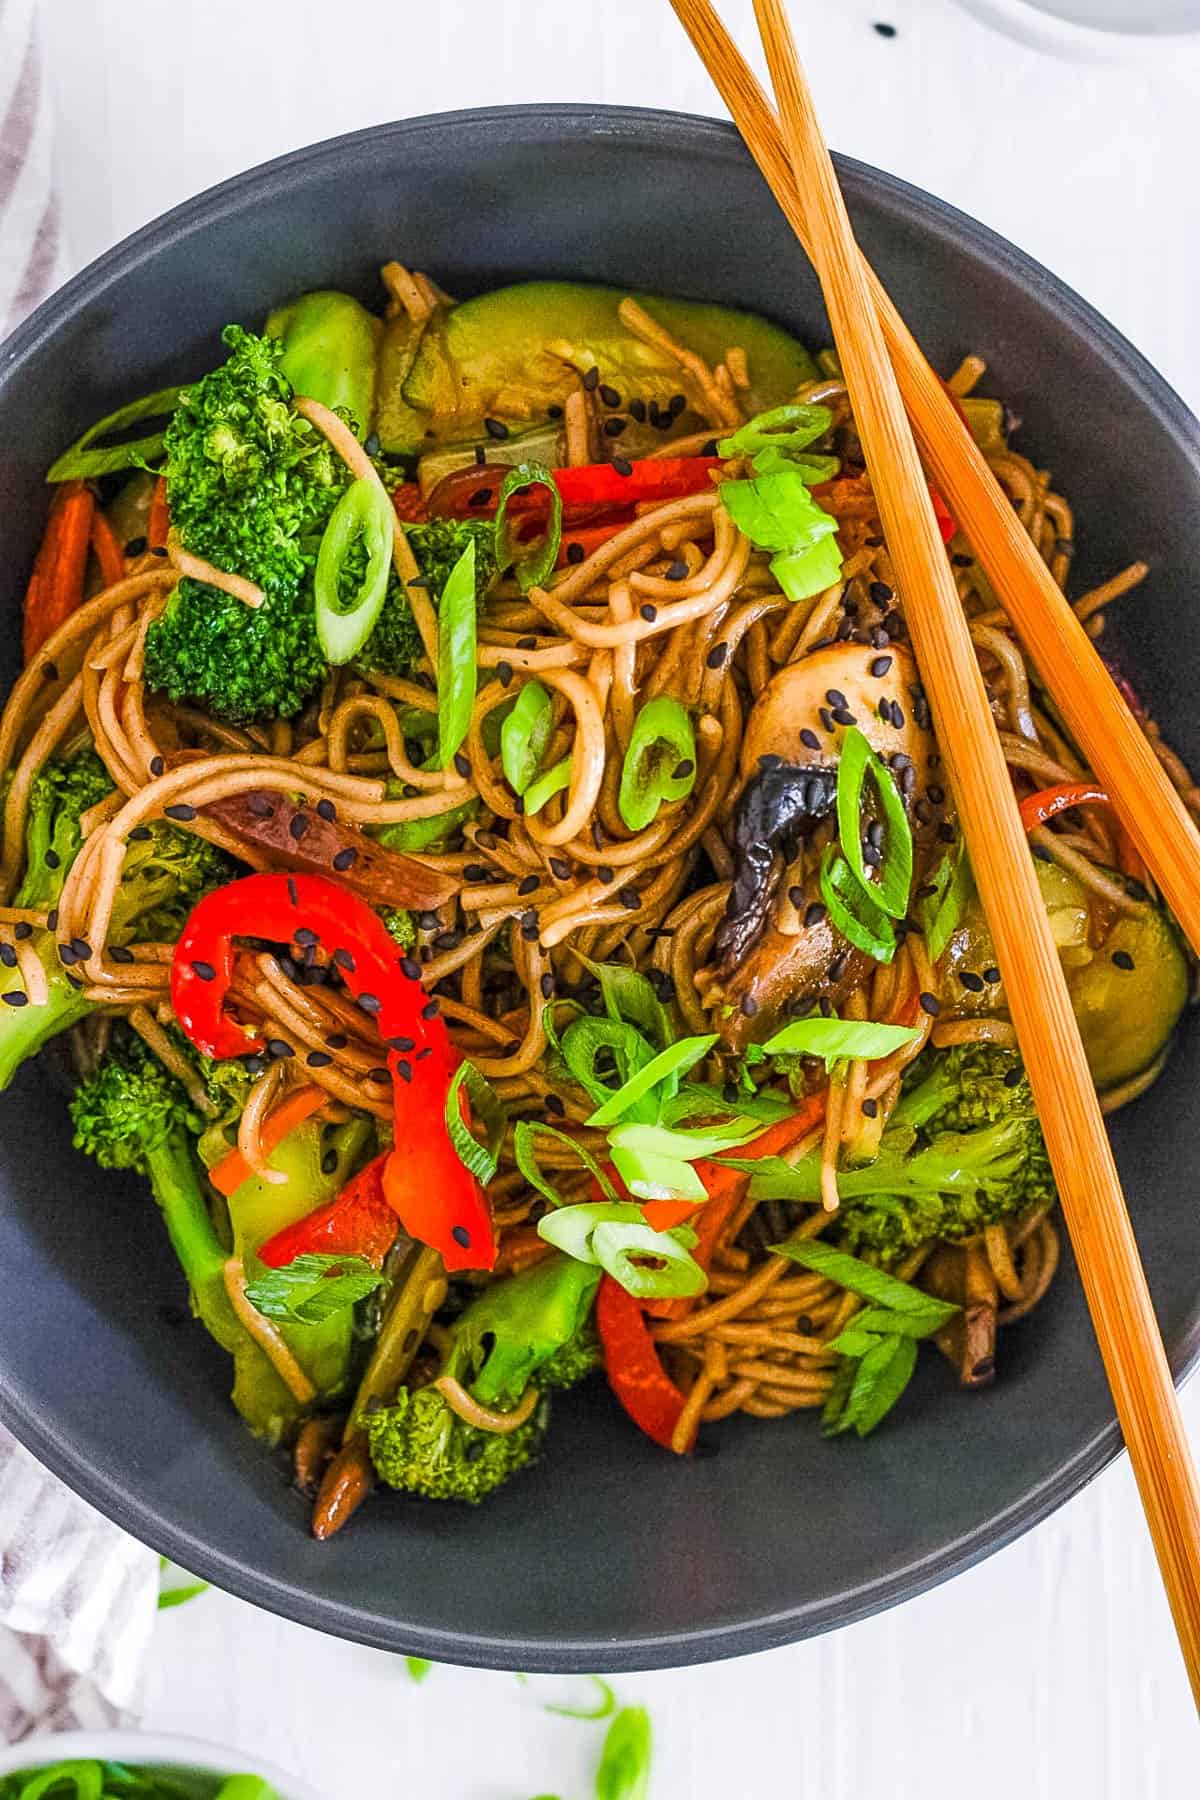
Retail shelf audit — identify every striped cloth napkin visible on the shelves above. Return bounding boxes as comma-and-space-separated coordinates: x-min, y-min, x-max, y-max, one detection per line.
0, 0, 161, 1739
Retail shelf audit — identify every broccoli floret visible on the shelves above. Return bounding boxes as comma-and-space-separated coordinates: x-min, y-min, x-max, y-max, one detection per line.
365, 1253, 599, 1503
144, 325, 349, 724
537, 1316, 602, 1391
379, 907, 416, 948
0, 744, 237, 1092
355, 519, 496, 680
69, 1026, 244, 1357
833, 1045, 1056, 1261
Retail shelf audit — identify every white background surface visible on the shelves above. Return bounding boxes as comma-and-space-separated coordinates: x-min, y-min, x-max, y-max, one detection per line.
33, 0, 1200, 1792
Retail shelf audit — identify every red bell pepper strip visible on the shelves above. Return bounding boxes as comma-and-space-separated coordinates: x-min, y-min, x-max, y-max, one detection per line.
23, 480, 95, 660
1018, 780, 1110, 834
258, 1151, 400, 1270
555, 515, 637, 566
170, 872, 495, 1272
426, 455, 721, 524
814, 471, 956, 546
596, 1273, 694, 1453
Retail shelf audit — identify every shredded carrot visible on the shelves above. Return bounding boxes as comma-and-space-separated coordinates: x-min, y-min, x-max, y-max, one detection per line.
147, 475, 170, 551
210, 1084, 328, 1197
23, 482, 95, 660
89, 509, 127, 588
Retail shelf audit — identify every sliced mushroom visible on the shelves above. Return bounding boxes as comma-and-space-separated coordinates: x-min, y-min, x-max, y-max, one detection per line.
923, 1242, 998, 1389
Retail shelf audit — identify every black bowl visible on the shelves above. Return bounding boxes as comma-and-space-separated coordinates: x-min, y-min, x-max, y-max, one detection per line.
1, 106, 1198, 1672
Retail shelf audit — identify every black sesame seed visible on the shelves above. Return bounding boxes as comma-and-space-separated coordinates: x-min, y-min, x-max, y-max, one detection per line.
891, 702, 906, 730
582, 367, 600, 393
862, 1097, 879, 1119
618, 887, 641, 910
165, 802, 197, 823
547, 403, 564, 420
520, 916, 540, 942
1112, 949, 1135, 971
544, 1093, 566, 1118
866, 820, 885, 849
483, 416, 509, 441
630, 398, 647, 422
473, 445, 488, 467
672, 759, 695, 780
363, 432, 381, 458
804, 902, 827, 928
149, 755, 165, 777
267, 1039, 293, 1059
831, 707, 857, 728
150, 545, 168, 558
666, 560, 688, 581
0, 944, 14, 969
640, 603, 658, 622
818, 707, 834, 733
596, 866, 615, 886
870, 655, 893, 678
394, 1059, 413, 1083
566, 542, 586, 565
108, 944, 134, 964
871, 627, 890, 650
862, 844, 882, 868
307, 1050, 333, 1069
13, 921, 31, 941
951, 553, 974, 568
818, 996, 834, 1018
321, 1148, 339, 1175
332, 847, 358, 872
518, 874, 540, 897
869, 582, 894, 606
937, 822, 956, 843
453, 751, 471, 779
245, 793, 273, 819
496, 661, 513, 687
603, 417, 627, 439
288, 812, 310, 842
463, 863, 490, 884
57, 943, 77, 966
835, 616, 854, 641
612, 456, 633, 478
46, 910, 58, 932
829, 953, 848, 981
358, 992, 382, 1015
469, 487, 491, 508
873, 21, 897, 37
826, 688, 848, 708
1004, 1065, 1024, 1089
124, 535, 148, 557
433, 931, 463, 952
367, 1067, 390, 1085
759, 753, 784, 773
669, 393, 687, 417
959, 971, 985, 993
706, 643, 728, 670
540, 972, 556, 1001
549, 856, 572, 880
44, 849, 60, 871
316, 798, 336, 824
739, 993, 759, 1017
798, 728, 821, 751
919, 991, 940, 1016
982, 966, 1002, 985
928, 784, 945, 805
190, 959, 216, 982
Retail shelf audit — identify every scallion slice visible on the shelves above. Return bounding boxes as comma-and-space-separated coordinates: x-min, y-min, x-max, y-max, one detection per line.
314, 476, 395, 664
436, 538, 478, 767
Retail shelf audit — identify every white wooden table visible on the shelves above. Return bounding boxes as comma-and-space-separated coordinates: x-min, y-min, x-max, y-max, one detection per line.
39, 0, 1200, 1791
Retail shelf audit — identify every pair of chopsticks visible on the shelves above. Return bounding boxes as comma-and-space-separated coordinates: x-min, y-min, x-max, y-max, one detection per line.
669, 0, 1200, 1703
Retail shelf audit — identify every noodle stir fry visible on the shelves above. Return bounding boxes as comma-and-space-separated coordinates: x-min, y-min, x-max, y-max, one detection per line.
1, 269, 1192, 1533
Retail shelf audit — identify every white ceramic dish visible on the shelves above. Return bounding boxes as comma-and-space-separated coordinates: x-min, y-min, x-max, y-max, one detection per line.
953, 0, 1200, 56
0, 1731, 323, 1799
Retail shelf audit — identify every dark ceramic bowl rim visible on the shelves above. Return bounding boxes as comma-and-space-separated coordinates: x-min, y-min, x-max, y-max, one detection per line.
2, 104, 1199, 1667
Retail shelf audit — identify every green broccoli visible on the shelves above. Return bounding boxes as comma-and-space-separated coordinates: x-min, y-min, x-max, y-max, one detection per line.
355, 518, 496, 680
379, 907, 416, 948
69, 1026, 245, 1358
71, 1023, 375, 1442
365, 1253, 600, 1503
0, 747, 236, 1090
747, 1045, 1056, 1262
143, 325, 348, 724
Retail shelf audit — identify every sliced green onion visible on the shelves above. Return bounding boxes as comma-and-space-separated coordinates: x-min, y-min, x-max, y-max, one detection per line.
769, 1237, 959, 1324
314, 476, 395, 663
608, 1142, 708, 1203
832, 1302, 958, 1342
819, 844, 896, 963
375, 795, 477, 853
494, 460, 562, 592
444, 1057, 505, 1184
46, 384, 183, 482
749, 448, 840, 483
769, 532, 844, 602
500, 679, 553, 794
618, 697, 696, 832
825, 1332, 919, 1439
524, 756, 571, 816
920, 835, 974, 962
591, 1221, 708, 1300
717, 403, 833, 461
542, 1674, 617, 1720
576, 955, 671, 1050
559, 1014, 658, 1111
719, 468, 839, 555
243, 1252, 383, 1324
537, 1200, 646, 1262
436, 537, 478, 767
836, 726, 913, 919
596, 1705, 654, 1800
586, 1034, 717, 1128
609, 1117, 766, 1162
758, 1016, 920, 1071
512, 1120, 619, 1208
660, 1081, 793, 1125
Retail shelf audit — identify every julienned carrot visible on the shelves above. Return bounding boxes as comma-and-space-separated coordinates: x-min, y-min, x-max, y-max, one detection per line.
147, 475, 170, 550
89, 509, 127, 588
210, 1084, 328, 1197
23, 481, 95, 660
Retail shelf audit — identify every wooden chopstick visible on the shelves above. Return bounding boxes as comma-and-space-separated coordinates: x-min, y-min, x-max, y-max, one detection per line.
725, 0, 1200, 1704
669, 0, 1200, 966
